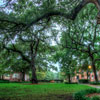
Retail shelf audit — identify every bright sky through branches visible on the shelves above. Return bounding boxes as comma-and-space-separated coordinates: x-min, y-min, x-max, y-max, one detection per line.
0, 0, 5, 7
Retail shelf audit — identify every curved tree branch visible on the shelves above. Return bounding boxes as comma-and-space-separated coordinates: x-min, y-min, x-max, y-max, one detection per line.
3, 44, 31, 63
0, 0, 100, 30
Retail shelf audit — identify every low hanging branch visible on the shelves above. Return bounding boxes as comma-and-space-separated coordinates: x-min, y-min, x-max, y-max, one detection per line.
71, 0, 100, 23
3, 44, 31, 63
0, 0, 100, 30
17, 0, 100, 28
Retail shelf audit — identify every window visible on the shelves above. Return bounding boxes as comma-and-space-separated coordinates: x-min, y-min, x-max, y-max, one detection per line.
77, 76, 79, 80
12, 73, 19, 78
4, 74, 10, 77
82, 74, 84, 78
92, 75, 94, 80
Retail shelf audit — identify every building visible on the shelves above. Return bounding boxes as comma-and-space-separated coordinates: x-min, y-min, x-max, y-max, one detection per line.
3, 72, 30, 82
71, 70, 100, 82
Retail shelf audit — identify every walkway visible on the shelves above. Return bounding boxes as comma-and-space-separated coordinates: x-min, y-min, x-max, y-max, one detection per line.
84, 84, 100, 89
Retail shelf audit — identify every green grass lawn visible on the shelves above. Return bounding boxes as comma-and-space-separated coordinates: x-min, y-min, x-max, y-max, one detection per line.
0, 83, 93, 100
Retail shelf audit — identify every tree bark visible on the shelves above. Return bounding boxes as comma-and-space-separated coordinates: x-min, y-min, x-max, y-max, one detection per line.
90, 54, 98, 82
21, 72, 25, 82
30, 42, 38, 84
92, 61, 98, 82
68, 74, 71, 83
87, 71, 89, 80
31, 61, 38, 84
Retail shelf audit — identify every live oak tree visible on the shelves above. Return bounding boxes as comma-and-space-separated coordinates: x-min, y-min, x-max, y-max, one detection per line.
0, 44, 30, 81
7, 54, 30, 82
60, 5, 100, 82
1, 0, 100, 83
0, 0, 100, 31
0, 42, 54, 82
0, 18, 57, 83
53, 47, 77, 83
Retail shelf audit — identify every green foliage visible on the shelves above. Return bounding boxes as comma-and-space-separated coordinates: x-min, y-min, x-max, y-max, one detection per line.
79, 79, 89, 83
36, 72, 46, 80
64, 82, 78, 84
0, 79, 10, 83
53, 47, 78, 82
44, 71, 55, 80
73, 88, 100, 100
90, 82, 100, 85
91, 96, 100, 100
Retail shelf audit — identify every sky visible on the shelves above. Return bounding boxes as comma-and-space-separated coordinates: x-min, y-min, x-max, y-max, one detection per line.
0, 0, 4, 6
0, 0, 3, 3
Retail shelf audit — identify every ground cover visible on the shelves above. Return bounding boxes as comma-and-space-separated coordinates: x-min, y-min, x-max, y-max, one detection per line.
0, 83, 93, 100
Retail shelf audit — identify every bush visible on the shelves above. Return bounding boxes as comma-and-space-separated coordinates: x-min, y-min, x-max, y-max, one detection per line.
0, 80, 31, 83
64, 82, 78, 84
10, 81, 30, 83
73, 88, 100, 100
91, 96, 100, 100
0, 79, 9, 83
38, 80, 50, 82
38, 80, 63, 83
54, 79, 63, 83
79, 79, 89, 83
90, 82, 100, 85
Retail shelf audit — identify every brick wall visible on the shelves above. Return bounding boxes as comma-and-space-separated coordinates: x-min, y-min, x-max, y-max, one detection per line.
72, 70, 100, 82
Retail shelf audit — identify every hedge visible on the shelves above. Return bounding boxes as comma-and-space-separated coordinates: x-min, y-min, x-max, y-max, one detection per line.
90, 82, 100, 85
0, 80, 63, 83
73, 88, 100, 100
79, 79, 89, 83
64, 82, 78, 84
0, 79, 10, 83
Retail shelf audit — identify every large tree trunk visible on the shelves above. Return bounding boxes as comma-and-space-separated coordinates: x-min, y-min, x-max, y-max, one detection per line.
68, 74, 71, 83
30, 40, 39, 84
31, 61, 38, 84
90, 54, 98, 82
21, 72, 25, 82
92, 61, 98, 82
30, 47, 38, 84
87, 71, 89, 80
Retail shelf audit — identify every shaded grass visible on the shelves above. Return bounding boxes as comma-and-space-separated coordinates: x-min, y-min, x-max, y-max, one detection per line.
0, 83, 93, 100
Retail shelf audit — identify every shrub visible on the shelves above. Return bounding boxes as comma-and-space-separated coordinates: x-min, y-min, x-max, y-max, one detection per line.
90, 82, 100, 85
0, 79, 9, 83
73, 88, 100, 100
38, 80, 63, 83
10, 81, 30, 83
64, 82, 78, 84
91, 96, 100, 100
79, 79, 89, 83
38, 80, 50, 82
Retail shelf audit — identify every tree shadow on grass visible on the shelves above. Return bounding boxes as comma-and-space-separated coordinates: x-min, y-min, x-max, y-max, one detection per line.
0, 94, 73, 100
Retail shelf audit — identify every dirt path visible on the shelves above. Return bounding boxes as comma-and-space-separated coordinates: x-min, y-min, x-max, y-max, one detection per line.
84, 84, 100, 89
